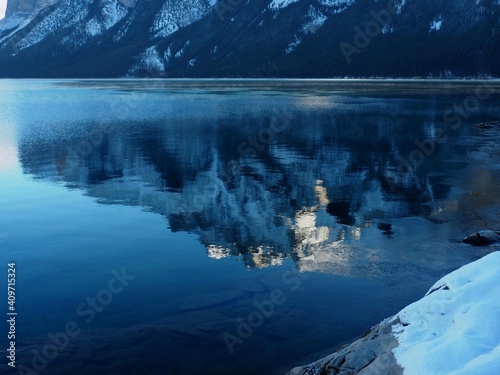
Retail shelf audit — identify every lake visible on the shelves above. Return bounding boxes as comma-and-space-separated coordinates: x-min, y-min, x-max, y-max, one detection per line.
1, 79, 500, 375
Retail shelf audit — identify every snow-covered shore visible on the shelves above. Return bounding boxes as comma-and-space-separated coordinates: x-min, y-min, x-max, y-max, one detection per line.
288, 251, 500, 375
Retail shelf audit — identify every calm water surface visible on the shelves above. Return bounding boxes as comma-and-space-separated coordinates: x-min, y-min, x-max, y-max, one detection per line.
1, 80, 500, 375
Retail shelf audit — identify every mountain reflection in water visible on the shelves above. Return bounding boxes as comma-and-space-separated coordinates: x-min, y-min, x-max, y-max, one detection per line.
16, 81, 500, 275
4, 80, 500, 375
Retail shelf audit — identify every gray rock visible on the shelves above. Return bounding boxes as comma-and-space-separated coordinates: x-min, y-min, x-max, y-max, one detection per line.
476, 121, 500, 130
463, 230, 500, 246
287, 318, 403, 375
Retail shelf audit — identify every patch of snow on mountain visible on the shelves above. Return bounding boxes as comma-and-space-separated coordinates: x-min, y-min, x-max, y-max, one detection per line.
68, 6, 89, 24
85, 0, 128, 37
164, 46, 172, 64
320, 0, 355, 14
301, 6, 327, 34
101, 0, 128, 28
286, 6, 327, 53
269, 0, 300, 11
381, 23, 392, 34
143, 46, 165, 73
429, 17, 443, 32
175, 40, 190, 58
319, 0, 353, 5
60, 0, 128, 49
16, 0, 93, 50
150, 0, 215, 39
127, 45, 166, 77
85, 18, 102, 36
60, 9, 92, 49
392, 251, 500, 375
395, 0, 407, 14
286, 35, 301, 54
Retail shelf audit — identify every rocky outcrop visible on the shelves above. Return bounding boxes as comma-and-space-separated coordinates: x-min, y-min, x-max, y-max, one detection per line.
287, 318, 403, 375
476, 121, 500, 130
463, 230, 500, 246
1, 0, 60, 34
5, 0, 59, 18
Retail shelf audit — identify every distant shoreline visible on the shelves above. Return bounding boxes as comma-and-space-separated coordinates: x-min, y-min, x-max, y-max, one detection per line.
1, 77, 500, 81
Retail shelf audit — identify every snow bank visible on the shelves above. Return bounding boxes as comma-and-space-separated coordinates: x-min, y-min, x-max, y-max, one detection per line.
288, 251, 500, 375
393, 251, 500, 375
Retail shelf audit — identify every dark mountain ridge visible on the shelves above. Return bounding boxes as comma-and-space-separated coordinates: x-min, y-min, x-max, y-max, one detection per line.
0, 0, 499, 78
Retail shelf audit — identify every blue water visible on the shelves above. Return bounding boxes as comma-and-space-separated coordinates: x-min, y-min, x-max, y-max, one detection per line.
1, 80, 500, 374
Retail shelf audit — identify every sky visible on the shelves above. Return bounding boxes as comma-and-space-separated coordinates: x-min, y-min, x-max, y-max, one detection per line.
0, 0, 6, 20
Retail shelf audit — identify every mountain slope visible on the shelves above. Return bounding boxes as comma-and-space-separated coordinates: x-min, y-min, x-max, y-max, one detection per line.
0, 0, 60, 43
5, 0, 60, 17
0, 0, 499, 78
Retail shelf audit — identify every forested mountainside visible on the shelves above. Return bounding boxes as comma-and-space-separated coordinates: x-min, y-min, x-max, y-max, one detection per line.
0, 0, 499, 78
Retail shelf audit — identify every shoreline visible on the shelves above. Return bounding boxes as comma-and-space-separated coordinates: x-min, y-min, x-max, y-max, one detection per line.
287, 250, 500, 375
286, 317, 403, 375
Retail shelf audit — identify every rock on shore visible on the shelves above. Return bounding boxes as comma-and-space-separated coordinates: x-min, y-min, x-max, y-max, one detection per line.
463, 230, 500, 246
476, 120, 500, 130
287, 317, 403, 375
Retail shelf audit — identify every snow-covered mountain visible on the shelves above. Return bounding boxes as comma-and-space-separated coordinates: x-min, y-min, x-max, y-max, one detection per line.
0, 0, 499, 77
